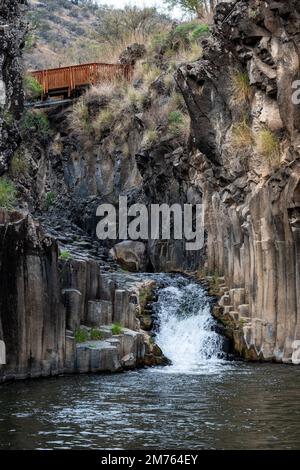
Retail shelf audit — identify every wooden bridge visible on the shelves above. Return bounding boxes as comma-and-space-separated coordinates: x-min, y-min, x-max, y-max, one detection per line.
30, 62, 134, 100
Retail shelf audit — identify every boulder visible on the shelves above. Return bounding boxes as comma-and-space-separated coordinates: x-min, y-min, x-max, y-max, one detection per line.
110, 241, 147, 272
118, 43, 146, 65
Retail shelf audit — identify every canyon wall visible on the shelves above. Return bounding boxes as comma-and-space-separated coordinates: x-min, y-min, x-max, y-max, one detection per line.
176, 0, 300, 363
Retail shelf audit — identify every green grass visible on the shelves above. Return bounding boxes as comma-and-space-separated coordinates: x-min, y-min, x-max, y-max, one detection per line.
231, 70, 252, 105
0, 177, 17, 209
168, 110, 184, 125
92, 109, 114, 137
90, 328, 103, 340
21, 110, 51, 140
231, 120, 253, 149
174, 23, 209, 40
255, 128, 280, 163
111, 323, 123, 335
45, 191, 56, 210
59, 250, 72, 261
167, 111, 190, 140
24, 75, 43, 100
75, 328, 89, 343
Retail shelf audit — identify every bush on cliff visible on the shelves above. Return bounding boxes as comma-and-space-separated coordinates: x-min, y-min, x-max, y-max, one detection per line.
111, 323, 123, 335
0, 177, 17, 210
230, 70, 252, 105
21, 110, 52, 141
231, 120, 253, 150
10, 149, 29, 178
24, 75, 43, 100
255, 128, 280, 164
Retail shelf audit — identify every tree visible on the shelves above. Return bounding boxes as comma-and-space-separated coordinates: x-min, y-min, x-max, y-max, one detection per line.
164, 0, 219, 19
95, 6, 170, 45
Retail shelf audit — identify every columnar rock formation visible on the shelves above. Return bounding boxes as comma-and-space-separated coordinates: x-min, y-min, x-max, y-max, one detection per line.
176, 0, 300, 363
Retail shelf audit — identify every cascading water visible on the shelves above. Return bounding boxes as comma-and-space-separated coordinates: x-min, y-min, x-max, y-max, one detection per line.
153, 275, 226, 374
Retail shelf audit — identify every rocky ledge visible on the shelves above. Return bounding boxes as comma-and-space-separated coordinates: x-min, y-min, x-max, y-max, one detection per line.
0, 209, 165, 383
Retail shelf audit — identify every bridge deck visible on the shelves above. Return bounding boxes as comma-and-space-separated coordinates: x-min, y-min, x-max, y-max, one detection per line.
30, 62, 134, 98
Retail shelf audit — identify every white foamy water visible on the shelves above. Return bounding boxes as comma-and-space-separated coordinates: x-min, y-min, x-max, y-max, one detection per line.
153, 276, 226, 374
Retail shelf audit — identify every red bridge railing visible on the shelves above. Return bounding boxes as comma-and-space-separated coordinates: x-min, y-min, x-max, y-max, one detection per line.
30, 63, 134, 98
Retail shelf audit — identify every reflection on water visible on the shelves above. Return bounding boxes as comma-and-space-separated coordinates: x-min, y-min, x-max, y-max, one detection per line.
1, 275, 300, 449
1, 364, 300, 450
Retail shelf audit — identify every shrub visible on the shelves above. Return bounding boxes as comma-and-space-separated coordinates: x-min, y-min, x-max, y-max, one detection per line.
24, 75, 43, 100
111, 323, 123, 335
231, 120, 253, 149
184, 42, 203, 62
125, 87, 148, 109
190, 24, 210, 40
92, 109, 114, 137
168, 111, 190, 140
59, 249, 72, 261
169, 91, 186, 111
231, 70, 252, 105
0, 177, 17, 209
69, 100, 90, 135
90, 328, 103, 340
21, 110, 51, 140
45, 191, 56, 209
168, 110, 184, 125
255, 128, 280, 163
75, 328, 89, 343
142, 129, 158, 147
134, 62, 161, 86
10, 150, 29, 177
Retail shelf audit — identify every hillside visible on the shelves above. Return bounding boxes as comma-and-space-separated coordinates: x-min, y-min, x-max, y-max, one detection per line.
25, 0, 171, 70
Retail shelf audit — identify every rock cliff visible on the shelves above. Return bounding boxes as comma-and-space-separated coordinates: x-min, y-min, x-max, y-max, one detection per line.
0, 0, 26, 175
176, 0, 300, 363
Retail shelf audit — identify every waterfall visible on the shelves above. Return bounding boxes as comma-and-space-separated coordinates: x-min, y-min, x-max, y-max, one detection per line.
153, 276, 225, 374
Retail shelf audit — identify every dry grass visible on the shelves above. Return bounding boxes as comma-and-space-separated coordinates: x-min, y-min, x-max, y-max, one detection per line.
231, 120, 253, 149
85, 82, 119, 103
169, 91, 186, 111
231, 70, 252, 105
255, 128, 281, 164
69, 99, 90, 135
10, 150, 29, 178
167, 112, 190, 141
123, 86, 149, 110
142, 128, 159, 147
92, 109, 115, 138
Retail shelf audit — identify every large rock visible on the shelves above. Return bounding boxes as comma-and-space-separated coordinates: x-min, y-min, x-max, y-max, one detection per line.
0, 210, 66, 381
110, 241, 147, 272
118, 43, 146, 65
